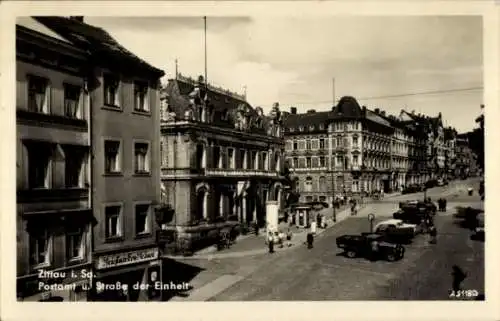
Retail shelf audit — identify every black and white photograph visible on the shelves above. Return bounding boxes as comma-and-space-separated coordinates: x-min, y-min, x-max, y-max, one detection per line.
2, 1, 499, 320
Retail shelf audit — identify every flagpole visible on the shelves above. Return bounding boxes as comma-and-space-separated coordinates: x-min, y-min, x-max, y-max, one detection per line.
204, 16, 207, 87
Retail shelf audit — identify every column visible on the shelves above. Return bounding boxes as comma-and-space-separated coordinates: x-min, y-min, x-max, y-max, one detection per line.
242, 194, 247, 223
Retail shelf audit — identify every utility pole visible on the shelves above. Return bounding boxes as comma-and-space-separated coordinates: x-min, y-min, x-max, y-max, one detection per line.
175, 59, 178, 79
331, 77, 337, 223
204, 16, 208, 88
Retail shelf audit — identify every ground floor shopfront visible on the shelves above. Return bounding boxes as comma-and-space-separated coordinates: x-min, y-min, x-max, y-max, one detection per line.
90, 246, 163, 301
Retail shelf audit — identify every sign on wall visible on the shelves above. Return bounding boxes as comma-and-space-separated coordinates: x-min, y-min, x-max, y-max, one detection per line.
96, 248, 159, 270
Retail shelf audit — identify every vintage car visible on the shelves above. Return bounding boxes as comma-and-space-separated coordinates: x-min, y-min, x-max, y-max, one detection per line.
454, 207, 483, 229
402, 184, 423, 194
398, 200, 436, 215
336, 233, 405, 262
374, 219, 420, 243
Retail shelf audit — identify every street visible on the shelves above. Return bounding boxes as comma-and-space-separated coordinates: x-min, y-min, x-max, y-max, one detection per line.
179, 178, 484, 301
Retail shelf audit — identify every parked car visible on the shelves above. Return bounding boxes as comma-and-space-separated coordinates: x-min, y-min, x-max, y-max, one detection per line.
454, 207, 483, 229
398, 200, 436, 217
425, 179, 439, 189
336, 233, 405, 262
374, 219, 419, 243
402, 184, 423, 194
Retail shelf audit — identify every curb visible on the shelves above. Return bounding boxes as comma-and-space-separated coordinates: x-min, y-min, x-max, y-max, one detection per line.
167, 205, 365, 260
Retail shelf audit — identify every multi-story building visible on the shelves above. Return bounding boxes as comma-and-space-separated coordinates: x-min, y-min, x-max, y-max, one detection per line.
399, 110, 446, 181
444, 127, 458, 179
16, 17, 94, 301
455, 133, 479, 178
283, 107, 331, 204
34, 17, 165, 301
284, 97, 398, 203
283, 97, 450, 202
159, 74, 285, 254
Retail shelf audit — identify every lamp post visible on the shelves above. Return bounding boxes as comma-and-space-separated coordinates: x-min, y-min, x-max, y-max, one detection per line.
331, 170, 337, 223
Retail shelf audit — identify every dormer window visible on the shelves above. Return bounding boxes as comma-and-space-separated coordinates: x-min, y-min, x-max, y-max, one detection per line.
221, 109, 229, 121
299, 126, 304, 132
289, 127, 295, 132
319, 124, 324, 130
309, 125, 315, 131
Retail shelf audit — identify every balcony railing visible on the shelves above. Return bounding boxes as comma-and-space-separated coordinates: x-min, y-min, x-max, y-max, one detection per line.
17, 188, 89, 203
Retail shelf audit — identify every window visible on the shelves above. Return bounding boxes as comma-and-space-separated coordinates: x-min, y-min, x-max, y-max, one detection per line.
319, 139, 325, 149
319, 196, 326, 202
293, 157, 299, 168
239, 149, 246, 169
213, 146, 221, 168
263, 152, 269, 170
353, 136, 358, 147
134, 81, 149, 112
66, 228, 84, 261
319, 176, 327, 191
134, 142, 150, 173
64, 145, 86, 188
104, 140, 121, 174
26, 142, 52, 189
252, 151, 258, 169
311, 139, 319, 150
305, 177, 313, 192
64, 84, 82, 119
353, 155, 359, 166
29, 230, 51, 267
104, 74, 120, 107
352, 180, 359, 192
135, 204, 150, 235
306, 196, 313, 202
299, 126, 304, 132
105, 205, 122, 238
336, 155, 343, 167
336, 137, 342, 147
274, 152, 280, 171
298, 140, 305, 150
306, 140, 311, 150
228, 148, 235, 169
197, 144, 206, 169
293, 141, 298, 150
28, 75, 50, 113
319, 157, 326, 167
306, 157, 312, 168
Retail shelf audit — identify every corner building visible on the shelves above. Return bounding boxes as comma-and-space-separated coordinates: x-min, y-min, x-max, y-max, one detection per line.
159, 74, 285, 253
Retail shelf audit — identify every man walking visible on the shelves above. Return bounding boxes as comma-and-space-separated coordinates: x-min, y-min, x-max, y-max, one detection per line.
268, 232, 274, 253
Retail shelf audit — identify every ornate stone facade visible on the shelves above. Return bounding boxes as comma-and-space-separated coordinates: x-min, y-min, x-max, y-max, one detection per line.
159, 75, 285, 253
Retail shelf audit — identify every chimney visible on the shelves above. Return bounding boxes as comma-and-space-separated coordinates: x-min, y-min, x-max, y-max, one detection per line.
307, 109, 316, 114
70, 16, 84, 23
362, 106, 367, 114
381, 111, 386, 116
290, 107, 297, 115
374, 108, 380, 114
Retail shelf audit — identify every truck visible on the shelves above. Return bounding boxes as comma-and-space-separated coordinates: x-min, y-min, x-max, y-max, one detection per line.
336, 233, 405, 262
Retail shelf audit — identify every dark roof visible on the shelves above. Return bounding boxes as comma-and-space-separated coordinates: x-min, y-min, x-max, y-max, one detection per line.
331, 96, 363, 118
33, 17, 164, 78
283, 111, 331, 129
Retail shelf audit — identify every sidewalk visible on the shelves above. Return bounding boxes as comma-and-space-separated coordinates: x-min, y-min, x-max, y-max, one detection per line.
164, 204, 363, 260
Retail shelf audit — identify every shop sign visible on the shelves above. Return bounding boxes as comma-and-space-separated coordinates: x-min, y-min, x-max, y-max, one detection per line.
96, 248, 159, 270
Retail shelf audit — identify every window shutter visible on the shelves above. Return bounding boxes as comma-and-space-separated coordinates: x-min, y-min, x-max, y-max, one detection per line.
77, 88, 83, 119
115, 81, 121, 107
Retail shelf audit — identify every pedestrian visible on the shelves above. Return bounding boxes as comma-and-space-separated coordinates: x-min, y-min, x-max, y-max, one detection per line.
254, 221, 259, 236
268, 232, 274, 253
306, 232, 314, 249
286, 228, 293, 247
429, 225, 437, 244
451, 265, 467, 293
443, 198, 447, 212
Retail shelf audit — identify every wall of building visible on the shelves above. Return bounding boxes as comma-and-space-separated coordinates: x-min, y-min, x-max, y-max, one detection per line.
91, 67, 161, 253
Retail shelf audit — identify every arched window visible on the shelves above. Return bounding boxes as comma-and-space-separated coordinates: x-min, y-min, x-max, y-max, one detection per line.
196, 187, 208, 221
319, 176, 327, 191
305, 176, 313, 192
196, 144, 206, 169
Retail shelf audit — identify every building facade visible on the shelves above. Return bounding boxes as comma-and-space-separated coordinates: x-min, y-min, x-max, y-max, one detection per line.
29, 17, 165, 301
16, 17, 94, 301
159, 74, 285, 254
283, 97, 448, 203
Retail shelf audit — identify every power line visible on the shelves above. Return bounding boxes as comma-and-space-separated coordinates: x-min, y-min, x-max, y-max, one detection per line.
282, 86, 483, 106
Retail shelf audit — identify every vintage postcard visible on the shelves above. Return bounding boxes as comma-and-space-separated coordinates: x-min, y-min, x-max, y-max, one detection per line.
1, 1, 498, 321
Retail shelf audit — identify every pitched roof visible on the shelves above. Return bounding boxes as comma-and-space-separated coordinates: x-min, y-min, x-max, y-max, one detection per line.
331, 96, 363, 118
33, 16, 164, 77
283, 110, 331, 129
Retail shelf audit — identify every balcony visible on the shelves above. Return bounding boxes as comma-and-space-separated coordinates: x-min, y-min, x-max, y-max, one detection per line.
17, 188, 89, 203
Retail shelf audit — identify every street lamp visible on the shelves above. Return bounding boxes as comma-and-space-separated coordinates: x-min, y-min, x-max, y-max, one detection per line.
331, 169, 336, 223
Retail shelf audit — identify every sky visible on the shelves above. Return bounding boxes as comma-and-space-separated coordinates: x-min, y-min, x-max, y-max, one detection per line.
85, 16, 483, 133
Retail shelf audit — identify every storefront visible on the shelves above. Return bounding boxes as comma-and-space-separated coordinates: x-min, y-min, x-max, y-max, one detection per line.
90, 247, 162, 301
